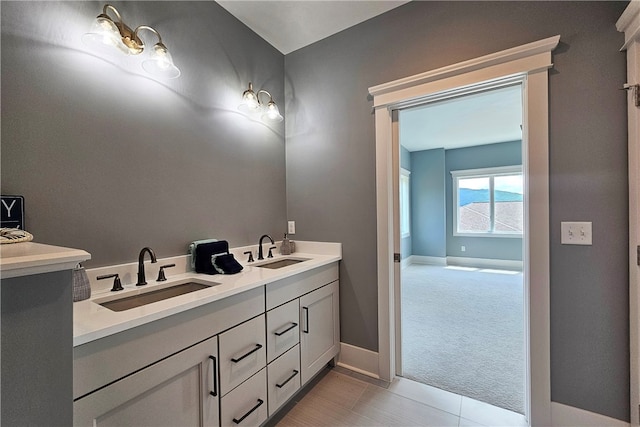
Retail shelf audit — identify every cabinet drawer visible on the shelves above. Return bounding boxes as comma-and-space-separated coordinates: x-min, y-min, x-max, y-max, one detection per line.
220, 368, 267, 427
266, 299, 299, 363
266, 263, 339, 310
219, 314, 266, 396
267, 344, 300, 417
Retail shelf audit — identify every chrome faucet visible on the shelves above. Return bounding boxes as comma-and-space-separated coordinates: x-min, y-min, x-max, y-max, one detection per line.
257, 234, 274, 260
136, 247, 157, 286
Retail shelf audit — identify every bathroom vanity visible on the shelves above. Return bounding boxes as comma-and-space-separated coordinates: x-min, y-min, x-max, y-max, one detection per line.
72, 242, 341, 426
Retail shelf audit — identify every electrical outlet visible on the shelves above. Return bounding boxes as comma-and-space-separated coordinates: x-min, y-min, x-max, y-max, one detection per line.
287, 221, 296, 234
561, 221, 592, 245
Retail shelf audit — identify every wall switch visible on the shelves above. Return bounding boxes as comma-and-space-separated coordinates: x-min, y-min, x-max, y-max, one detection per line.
461, 246, 466, 252
561, 221, 592, 245
287, 221, 296, 234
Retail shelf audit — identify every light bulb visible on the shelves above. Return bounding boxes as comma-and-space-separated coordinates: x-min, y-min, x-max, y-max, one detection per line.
82, 15, 130, 55
262, 101, 283, 123
141, 43, 180, 79
239, 83, 260, 112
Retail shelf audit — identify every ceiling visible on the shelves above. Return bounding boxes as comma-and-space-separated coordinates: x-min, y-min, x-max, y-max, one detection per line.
399, 85, 523, 152
216, 0, 410, 54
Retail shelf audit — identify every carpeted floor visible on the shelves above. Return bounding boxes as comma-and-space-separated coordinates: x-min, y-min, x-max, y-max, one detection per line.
401, 264, 525, 414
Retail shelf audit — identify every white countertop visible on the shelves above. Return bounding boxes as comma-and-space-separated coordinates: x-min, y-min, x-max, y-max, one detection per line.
0, 242, 91, 279
73, 242, 341, 347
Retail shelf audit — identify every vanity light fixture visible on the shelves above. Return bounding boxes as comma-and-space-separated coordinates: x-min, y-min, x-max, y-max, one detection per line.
239, 82, 284, 123
82, 4, 180, 79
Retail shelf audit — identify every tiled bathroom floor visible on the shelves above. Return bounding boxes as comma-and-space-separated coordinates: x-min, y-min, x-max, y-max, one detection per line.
270, 366, 527, 427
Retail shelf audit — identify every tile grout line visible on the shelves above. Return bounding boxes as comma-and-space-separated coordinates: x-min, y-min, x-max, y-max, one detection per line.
385, 380, 463, 418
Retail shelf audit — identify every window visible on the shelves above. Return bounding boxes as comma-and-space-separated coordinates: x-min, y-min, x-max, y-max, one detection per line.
400, 168, 411, 238
451, 165, 523, 237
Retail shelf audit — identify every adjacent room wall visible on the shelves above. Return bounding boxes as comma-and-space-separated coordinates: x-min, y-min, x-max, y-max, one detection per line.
400, 146, 412, 260
410, 148, 446, 259
1, 1, 286, 267
285, 1, 629, 421
445, 141, 523, 261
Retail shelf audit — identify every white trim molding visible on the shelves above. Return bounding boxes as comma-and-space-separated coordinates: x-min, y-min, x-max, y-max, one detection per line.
617, 0, 640, 50
410, 255, 447, 266
404, 255, 522, 270
369, 36, 561, 106
337, 342, 380, 379
617, 1, 640, 425
370, 35, 559, 427
446, 256, 523, 271
551, 402, 630, 427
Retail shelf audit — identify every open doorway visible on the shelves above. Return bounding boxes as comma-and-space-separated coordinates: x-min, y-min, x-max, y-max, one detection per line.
397, 85, 526, 415
371, 35, 559, 426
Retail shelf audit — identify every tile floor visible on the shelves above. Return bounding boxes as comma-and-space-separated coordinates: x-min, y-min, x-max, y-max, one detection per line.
269, 366, 527, 427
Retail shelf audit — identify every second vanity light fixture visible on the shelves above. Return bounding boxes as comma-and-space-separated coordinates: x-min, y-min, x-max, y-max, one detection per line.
82, 4, 180, 79
239, 82, 284, 123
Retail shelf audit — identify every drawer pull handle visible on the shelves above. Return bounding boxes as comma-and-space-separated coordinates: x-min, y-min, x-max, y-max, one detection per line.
276, 370, 299, 388
231, 344, 263, 363
274, 322, 298, 336
232, 398, 264, 424
302, 307, 309, 333
208, 355, 217, 397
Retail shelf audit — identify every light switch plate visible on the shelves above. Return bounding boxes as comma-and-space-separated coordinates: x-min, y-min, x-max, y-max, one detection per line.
561, 221, 592, 245
287, 221, 296, 235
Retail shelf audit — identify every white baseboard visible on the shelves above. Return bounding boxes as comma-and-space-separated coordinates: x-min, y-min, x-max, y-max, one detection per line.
446, 256, 523, 271
400, 257, 412, 269
409, 255, 447, 266
404, 255, 522, 270
551, 402, 629, 427
337, 342, 380, 379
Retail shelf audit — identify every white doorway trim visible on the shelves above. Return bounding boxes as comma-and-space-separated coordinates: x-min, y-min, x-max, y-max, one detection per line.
617, 2, 640, 425
369, 35, 559, 427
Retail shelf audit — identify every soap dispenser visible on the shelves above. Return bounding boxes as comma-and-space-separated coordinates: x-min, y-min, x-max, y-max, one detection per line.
280, 233, 291, 255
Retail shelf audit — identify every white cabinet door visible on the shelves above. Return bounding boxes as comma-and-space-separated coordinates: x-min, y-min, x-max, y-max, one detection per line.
299, 280, 340, 385
74, 335, 219, 427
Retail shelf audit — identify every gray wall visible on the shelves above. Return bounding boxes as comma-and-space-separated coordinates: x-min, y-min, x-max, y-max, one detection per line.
400, 146, 412, 260
285, 1, 629, 421
1, 1, 286, 267
410, 148, 446, 258
445, 141, 523, 261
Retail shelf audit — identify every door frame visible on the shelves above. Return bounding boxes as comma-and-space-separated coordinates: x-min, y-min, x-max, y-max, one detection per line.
369, 35, 560, 426
616, 2, 640, 425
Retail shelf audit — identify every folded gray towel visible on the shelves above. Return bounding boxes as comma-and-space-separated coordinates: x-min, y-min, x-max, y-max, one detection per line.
72, 266, 91, 302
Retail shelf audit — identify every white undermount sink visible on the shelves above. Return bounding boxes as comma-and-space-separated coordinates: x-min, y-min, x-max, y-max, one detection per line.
95, 278, 219, 312
254, 257, 309, 269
